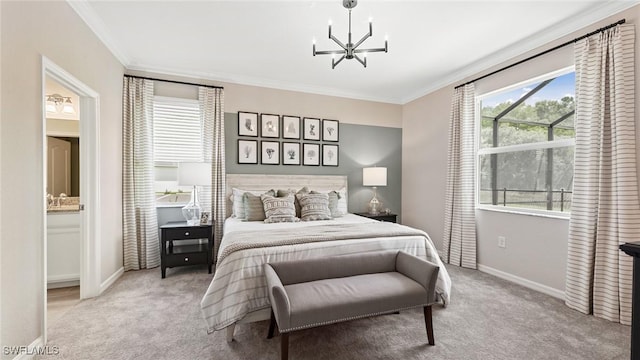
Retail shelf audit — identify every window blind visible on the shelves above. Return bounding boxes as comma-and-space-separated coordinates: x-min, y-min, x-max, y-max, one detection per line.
153, 96, 202, 163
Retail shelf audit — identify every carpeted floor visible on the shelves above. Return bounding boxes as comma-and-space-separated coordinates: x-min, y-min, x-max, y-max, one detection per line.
40, 264, 630, 360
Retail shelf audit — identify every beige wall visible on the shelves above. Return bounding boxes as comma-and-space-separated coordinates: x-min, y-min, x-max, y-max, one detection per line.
402, 5, 640, 294
1, 1, 124, 352
130, 71, 403, 128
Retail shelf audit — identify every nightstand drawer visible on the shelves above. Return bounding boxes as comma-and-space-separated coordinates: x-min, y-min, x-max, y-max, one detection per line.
164, 251, 208, 267
163, 226, 210, 240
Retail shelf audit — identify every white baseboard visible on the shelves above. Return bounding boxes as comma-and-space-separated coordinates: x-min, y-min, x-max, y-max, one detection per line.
47, 273, 80, 289
100, 267, 124, 294
47, 280, 80, 289
10, 336, 43, 360
477, 264, 565, 300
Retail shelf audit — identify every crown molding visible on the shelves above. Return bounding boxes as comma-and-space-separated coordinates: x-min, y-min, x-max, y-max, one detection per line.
126, 64, 404, 104
66, 0, 130, 66
401, 0, 640, 104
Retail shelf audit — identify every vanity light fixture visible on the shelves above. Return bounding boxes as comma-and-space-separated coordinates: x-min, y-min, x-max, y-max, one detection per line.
313, 0, 388, 69
46, 94, 75, 114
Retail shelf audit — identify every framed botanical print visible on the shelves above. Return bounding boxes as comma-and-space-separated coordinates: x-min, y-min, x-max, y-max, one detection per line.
303, 143, 320, 166
282, 142, 301, 165
261, 113, 280, 138
237, 139, 258, 164
322, 144, 339, 166
303, 117, 321, 141
261, 141, 280, 165
322, 119, 339, 142
238, 111, 258, 137
282, 115, 301, 139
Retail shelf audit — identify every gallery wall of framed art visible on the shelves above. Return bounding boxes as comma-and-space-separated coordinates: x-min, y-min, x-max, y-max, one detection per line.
236, 111, 340, 167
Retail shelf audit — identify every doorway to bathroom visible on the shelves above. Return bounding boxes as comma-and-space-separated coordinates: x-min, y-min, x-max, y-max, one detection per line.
41, 57, 101, 344
44, 75, 82, 326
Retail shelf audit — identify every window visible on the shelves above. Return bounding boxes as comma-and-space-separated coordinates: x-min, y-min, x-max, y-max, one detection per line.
153, 96, 202, 205
477, 69, 575, 214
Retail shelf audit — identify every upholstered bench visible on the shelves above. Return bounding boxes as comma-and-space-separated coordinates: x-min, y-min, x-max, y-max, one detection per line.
264, 250, 440, 360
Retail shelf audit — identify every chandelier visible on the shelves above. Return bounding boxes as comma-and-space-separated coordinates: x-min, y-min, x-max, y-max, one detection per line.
313, 0, 388, 69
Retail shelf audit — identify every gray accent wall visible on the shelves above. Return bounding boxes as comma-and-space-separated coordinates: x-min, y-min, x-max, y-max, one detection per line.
227, 112, 402, 218
157, 113, 402, 225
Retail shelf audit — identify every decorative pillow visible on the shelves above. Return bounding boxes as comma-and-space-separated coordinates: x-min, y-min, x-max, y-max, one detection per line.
277, 187, 309, 218
243, 190, 274, 221
297, 193, 332, 221
328, 191, 345, 218
231, 188, 273, 219
261, 194, 299, 223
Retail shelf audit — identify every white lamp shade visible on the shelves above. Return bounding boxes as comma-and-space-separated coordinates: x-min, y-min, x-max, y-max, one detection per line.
178, 162, 211, 186
363, 167, 387, 187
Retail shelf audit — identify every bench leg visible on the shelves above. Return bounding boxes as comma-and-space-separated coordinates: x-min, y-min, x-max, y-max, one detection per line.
281, 332, 289, 360
424, 305, 434, 345
268, 310, 276, 339
226, 323, 236, 343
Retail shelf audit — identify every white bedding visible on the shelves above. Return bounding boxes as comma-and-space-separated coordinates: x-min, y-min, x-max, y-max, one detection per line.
201, 214, 452, 333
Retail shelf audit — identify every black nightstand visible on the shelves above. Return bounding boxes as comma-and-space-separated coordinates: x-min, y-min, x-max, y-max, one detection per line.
355, 212, 398, 223
160, 222, 213, 278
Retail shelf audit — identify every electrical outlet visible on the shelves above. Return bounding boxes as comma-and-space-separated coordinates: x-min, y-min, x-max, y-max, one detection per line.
498, 236, 506, 248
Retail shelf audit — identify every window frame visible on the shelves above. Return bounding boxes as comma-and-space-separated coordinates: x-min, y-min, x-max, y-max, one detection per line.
475, 66, 575, 218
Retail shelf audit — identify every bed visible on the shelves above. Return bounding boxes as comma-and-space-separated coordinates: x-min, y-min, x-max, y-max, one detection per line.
200, 174, 452, 340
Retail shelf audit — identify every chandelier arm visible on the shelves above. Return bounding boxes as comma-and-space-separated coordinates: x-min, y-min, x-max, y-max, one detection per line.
353, 32, 371, 50
332, 55, 347, 69
315, 49, 347, 55
330, 35, 348, 51
354, 47, 386, 54
354, 54, 367, 68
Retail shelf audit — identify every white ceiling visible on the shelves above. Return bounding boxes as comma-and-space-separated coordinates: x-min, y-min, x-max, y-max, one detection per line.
70, 1, 638, 104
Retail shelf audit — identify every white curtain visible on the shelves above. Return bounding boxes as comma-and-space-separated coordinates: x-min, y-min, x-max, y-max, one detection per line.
443, 84, 477, 269
199, 87, 225, 261
122, 77, 159, 270
565, 24, 638, 325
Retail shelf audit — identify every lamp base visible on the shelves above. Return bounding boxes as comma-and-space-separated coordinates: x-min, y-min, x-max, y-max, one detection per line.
368, 189, 381, 215
182, 185, 202, 226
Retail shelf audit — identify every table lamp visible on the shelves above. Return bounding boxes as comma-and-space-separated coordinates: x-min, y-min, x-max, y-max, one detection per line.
178, 162, 211, 225
362, 167, 387, 215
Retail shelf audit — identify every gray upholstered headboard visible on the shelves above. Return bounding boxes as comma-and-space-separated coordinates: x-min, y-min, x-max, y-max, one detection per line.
225, 174, 348, 217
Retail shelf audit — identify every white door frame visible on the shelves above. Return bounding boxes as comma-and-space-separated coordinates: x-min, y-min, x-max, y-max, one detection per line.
41, 56, 101, 343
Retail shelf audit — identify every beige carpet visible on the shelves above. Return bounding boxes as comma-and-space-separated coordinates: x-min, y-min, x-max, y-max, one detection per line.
40, 264, 630, 360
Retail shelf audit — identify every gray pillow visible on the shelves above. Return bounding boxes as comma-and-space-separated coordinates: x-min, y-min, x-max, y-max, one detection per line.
243, 190, 275, 221
297, 192, 332, 221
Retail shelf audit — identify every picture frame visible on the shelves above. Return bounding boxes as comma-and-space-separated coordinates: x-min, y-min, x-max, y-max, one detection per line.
200, 211, 210, 225
303, 143, 320, 166
282, 142, 301, 165
238, 111, 258, 137
282, 115, 301, 139
261, 113, 280, 138
322, 144, 339, 166
322, 119, 339, 142
237, 139, 258, 164
303, 117, 321, 141
261, 141, 280, 165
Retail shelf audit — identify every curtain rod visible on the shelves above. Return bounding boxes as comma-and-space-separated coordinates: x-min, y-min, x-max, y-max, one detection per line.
123, 74, 224, 90
454, 19, 626, 89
